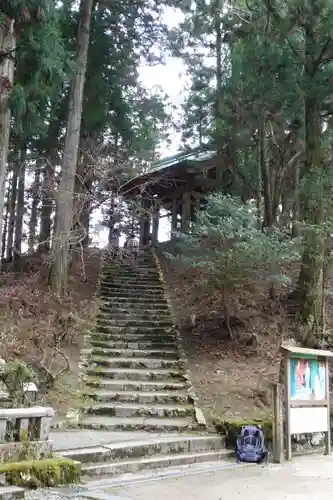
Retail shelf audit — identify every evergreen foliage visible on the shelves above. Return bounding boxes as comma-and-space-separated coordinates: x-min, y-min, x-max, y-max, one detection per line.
173, 193, 298, 301
1, 0, 333, 342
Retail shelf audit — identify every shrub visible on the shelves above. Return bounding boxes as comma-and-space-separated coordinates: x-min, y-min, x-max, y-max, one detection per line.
0, 458, 81, 488
169, 194, 299, 338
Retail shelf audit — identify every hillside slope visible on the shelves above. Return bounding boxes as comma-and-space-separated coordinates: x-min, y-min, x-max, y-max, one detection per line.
0, 249, 101, 418
158, 249, 333, 423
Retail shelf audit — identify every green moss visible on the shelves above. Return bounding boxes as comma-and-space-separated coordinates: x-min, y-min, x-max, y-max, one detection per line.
19, 429, 29, 442
86, 377, 101, 388
0, 458, 81, 488
214, 418, 273, 449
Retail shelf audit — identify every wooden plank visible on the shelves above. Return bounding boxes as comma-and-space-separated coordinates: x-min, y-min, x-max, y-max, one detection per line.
181, 192, 191, 233
325, 358, 331, 454
285, 356, 292, 460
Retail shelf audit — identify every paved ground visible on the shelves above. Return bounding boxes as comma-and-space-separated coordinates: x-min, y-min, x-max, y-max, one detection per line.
49, 431, 333, 499
103, 455, 333, 500
51, 430, 183, 451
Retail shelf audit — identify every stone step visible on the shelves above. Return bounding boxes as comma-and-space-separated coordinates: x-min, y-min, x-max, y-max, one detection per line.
102, 262, 156, 269
102, 268, 160, 275
87, 356, 182, 370
101, 283, 163, 291
102, 276, 161, 284
84, 378, 190, 392
96, 316, 174, 329
86, 367, 187, 382
87, 402, 195, 419
100, 280, 163, 288
102, 269, 158, 277
80, 415, 195, 432
101, 277, 162, 285
91, 331, 177, 343
89, 338, 177, 350
98, 297, 169, 307
99, 300, 169, 309
98, 294, 166, 302
99, 308, 170, 316
99, 307, 170, 315
99, 291, 166, 300
98, 289, 165, 298
99, 301, 168, 310
96, 318, 174, 328
98, 296, 168, 305
85, 389, 192, 405
86, 402, 195, 418
87, 339, 177, 350
81, 449, 230, 477
98, 310, 171, 321
96, 314, 174, 324
84, 348, 179, 359
0, 487, 25, 499
60, 435, 225, 464
102, 261, 157, 267
94, 331, 176, 343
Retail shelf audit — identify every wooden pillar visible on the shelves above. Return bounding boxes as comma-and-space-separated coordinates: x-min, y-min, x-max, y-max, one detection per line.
272, 383, 284, 464
325, 357, 331, 455
284, 355, 292, 460
171, 197, 178, 238
152, 205, 160, 245
181, 192, 191, 233
195, 197, 201, 219
139, 198, 151, 246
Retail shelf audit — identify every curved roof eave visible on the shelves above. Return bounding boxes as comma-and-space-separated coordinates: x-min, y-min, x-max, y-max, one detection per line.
119, 148, 216, 197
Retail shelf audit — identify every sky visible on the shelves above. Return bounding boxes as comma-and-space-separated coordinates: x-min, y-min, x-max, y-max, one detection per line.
139, 7, 187, 157
93, 7, 187, 246
21, 7, 186, 251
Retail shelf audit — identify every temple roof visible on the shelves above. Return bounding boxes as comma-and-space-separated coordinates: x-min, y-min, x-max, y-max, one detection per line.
119, 147, 217, 203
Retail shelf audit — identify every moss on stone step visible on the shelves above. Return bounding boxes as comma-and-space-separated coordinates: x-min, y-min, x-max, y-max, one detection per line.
214, 418, 273, 449
0, 458, 80, 488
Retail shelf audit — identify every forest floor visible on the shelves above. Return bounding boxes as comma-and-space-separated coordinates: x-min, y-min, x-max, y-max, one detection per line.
0, 248, 101, 421
2, 246, 333, 426
158, 251, 333, 424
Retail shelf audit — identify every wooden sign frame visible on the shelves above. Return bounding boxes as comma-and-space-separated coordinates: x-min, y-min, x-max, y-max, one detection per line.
281, 345, 333, 460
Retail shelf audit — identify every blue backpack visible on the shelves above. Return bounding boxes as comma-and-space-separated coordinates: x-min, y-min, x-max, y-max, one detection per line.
235, 425, 268, 463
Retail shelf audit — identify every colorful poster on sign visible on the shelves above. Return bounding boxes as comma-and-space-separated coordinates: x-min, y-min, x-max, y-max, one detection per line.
290, 358, 326, 401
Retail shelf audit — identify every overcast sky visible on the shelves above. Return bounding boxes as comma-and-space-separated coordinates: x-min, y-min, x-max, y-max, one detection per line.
94, 7, 186, 245
22, 7, 186, 250
139, 6, 186, 156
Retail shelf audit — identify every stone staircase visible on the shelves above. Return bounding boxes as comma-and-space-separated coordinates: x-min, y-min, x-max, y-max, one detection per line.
59, 433, 231, 480
82, 250, 205, 432
70, 249, 231, 480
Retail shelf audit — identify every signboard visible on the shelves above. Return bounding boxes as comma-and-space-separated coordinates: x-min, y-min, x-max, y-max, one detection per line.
290, 407, 328, 434
289, 358, 326, 401
280, 345, 333, 460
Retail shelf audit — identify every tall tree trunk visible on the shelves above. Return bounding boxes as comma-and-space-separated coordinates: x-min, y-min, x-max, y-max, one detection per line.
39, 114, 62, 251
214, 0, 223, 182
108, 193, 115, 244
50, 0, 93, 295
295, 24, 324, 343
292, 162, 300, 237
256, 138, 262, 227
79, 179, 91, 247
39, 158, 55, 251
73, 144, 92, 250
14, 147, 26, 260
0, 17, 15, 264
260, 116, 273, 229
1, 181, 10, 260
6, 165, 18, 260
28, 159, 41, 254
